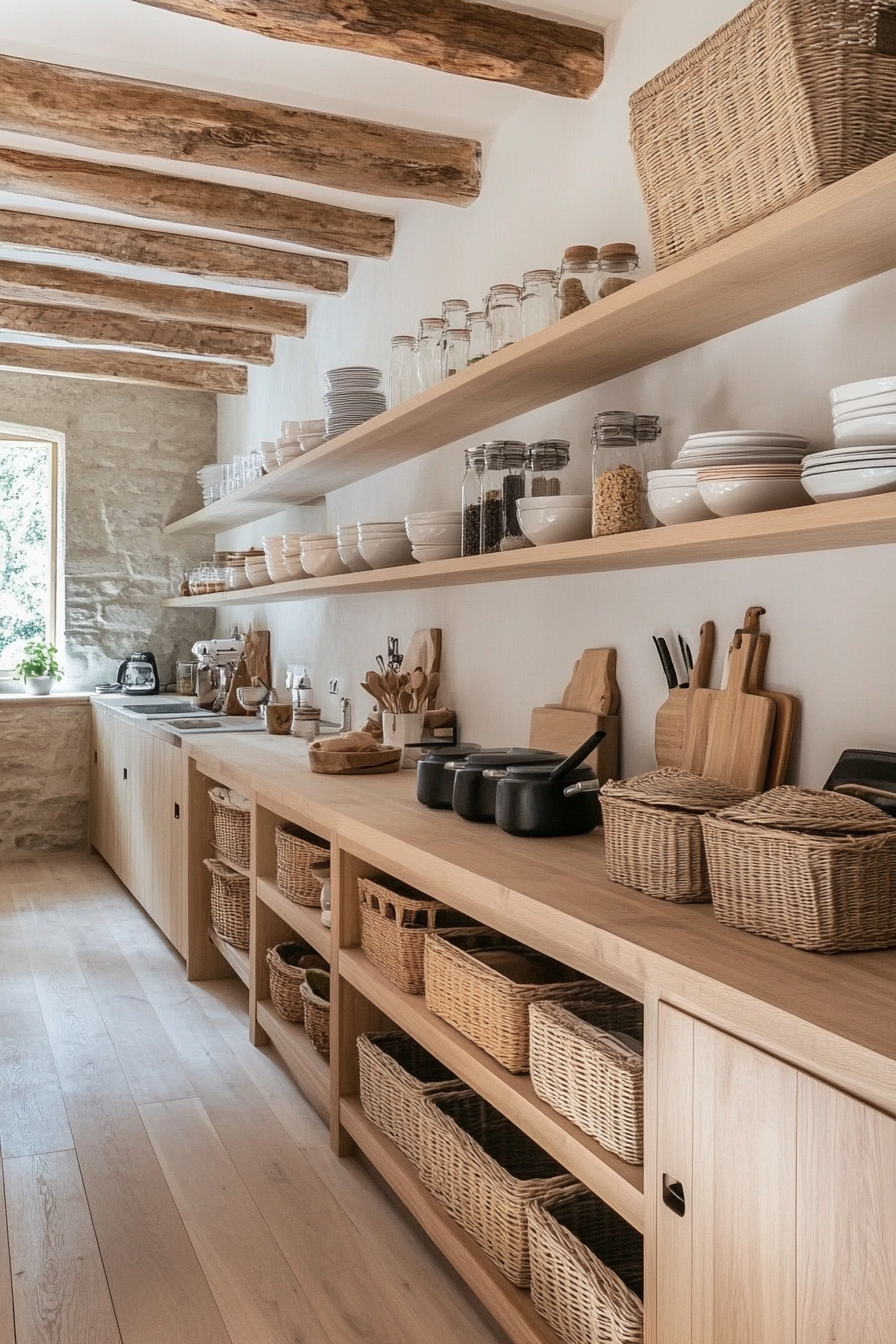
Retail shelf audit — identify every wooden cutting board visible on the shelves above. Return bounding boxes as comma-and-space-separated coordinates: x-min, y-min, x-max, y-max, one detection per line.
684, 632, 776, 791
403, 628, 441, 708
655, 622, 715, 769
561, 648, 619, 715
743, 630, 798, 789
529, 707, 620, 781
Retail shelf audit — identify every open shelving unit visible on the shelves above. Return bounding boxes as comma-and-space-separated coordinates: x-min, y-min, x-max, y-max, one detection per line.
257, 875, 331, 959
256, 1000, 331, 1121
208, 924, 250, 987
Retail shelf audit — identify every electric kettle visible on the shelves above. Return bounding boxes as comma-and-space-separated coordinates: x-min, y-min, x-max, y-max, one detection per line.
116, 651, 160, 696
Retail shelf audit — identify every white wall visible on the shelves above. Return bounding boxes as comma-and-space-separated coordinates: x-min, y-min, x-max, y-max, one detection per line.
216, 0, 896, 787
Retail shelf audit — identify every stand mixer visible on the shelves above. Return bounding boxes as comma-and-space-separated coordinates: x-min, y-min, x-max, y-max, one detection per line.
191, 638, 244, 710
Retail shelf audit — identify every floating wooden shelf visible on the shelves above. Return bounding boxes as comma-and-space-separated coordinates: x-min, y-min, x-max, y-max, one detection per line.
163, 492, 896, 606
341, 947, 644, 1230
257, 876, 331, 960
340, 1097, 563, 1344
208, 925, 250, 987
163, 152, 896, 538
256, 999, 330, 1122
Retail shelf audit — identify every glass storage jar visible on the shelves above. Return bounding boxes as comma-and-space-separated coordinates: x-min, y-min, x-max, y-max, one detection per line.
442, 298, 469, 330
591, 412, 648, 536
520, 269, 559, 338
525, 440, 571, 497
417, 317, 445, 391
389, 335, 418, 406
485, 284, 521, 354
461, 446, 486, 557
558, 245, 600, 317
635, 414, 664, 482
500, 442, 526, 548
479, 441, 526, 553
442, 328, 470, 378
466, 311, 488, 363
598, 244, 640, 299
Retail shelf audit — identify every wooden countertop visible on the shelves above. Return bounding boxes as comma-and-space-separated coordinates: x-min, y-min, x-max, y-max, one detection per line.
184, 733, 896, 1111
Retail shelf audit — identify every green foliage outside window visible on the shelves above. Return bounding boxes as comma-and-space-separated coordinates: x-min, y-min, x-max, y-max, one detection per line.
0, 443, 51, 666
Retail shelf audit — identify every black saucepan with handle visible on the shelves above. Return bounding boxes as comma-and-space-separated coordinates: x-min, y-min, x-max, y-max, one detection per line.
449, 748, 565, 823
415, 743, 482, 809
489, 730, 606, 837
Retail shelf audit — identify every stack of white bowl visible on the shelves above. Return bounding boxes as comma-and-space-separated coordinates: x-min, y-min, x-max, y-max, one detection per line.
300, 533, 348, 578
245, 552, 272, 587
516, 494, 591, 545
357, 521, 414, 569
405, 511, 462, 561
663, 431, 811, 519
323, 368, 386, 438
802, 377, 896, 502
282, 533, 307, 579
262, 536, 289, 584
336, 524, 371, 573
276, 419, 326, 466
647, 468, 713, 524
259, 440, 279, 473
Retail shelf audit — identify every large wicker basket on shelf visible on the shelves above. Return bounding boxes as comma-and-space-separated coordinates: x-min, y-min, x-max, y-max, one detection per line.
529, 995, 645, 1165
204, 858, 250, 950
528, 1185, 644, 1344
300, 969, 331, 1058
275, 822, 330, 907
357, 1031, 464, 1167
424, 928, 595, 1073
358, 876, 476, 994
209, 790, 250, 868
630, 0, 896, 267
266, 941, 327, 1023
418, 1089, 578, 1287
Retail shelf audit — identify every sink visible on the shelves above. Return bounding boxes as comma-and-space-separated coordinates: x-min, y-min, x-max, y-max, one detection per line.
118, 702, 209, 716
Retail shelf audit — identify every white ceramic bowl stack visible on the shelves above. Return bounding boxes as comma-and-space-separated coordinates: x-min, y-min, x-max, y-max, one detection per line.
323, 368, 386, 439
668, 431, 811, 518
300, 533, 349, 578
262, 536, 290, 584
245, 552, 273, 586
357, 521, 414, 569
276, 419, 327, 466
259, 440, 279, 473
405, 511, 463, 562
516, 494, 591, 545
647, 469, 715, 524
281, 533, 308, 580
336, 523, 372, 572
802, 378, 896, 502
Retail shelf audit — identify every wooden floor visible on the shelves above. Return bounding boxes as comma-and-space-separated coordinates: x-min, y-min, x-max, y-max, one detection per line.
0, 852, 504, 1344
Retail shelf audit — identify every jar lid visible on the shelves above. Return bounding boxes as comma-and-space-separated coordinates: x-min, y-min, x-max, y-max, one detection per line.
527, 440, 570, 469
563, 245, 599, 262
522, 269, 557, 283
442, 298, 468, 307
482, 440, 526, 452
419, 317, 445, 331
391, 334, 415, 345
464, 446, 486, 466
466, 311, 485, 322
599, 243, 638, 258
488, 284, 521, 296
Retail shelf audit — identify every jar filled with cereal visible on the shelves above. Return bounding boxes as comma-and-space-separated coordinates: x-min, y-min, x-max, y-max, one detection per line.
591, 412, 648, 536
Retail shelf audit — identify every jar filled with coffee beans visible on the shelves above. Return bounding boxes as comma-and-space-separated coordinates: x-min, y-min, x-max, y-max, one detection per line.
591, 412, 650, 536
462, 446, 486, 556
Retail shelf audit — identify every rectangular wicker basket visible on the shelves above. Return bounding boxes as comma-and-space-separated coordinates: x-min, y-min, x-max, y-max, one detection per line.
275, 823, 330, 907
701, 815, 896, 951
630, 0, 896, 267
300, 970, 330, 1058
418, 1089, 578, 1286
357, 1031, 464, 1167
528, 1185, 644, 1344
529, 996, 645, 1165
424, 929, 595, 1074
266, 939, 324, 1023
358, 876, 476, 994
602, 795, 711, 903
204, 858, 250, 950
209, 791, 251, 868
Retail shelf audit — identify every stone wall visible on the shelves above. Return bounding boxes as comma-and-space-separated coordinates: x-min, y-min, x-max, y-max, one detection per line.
0, 700, 91, 856
0, 370, 216, 689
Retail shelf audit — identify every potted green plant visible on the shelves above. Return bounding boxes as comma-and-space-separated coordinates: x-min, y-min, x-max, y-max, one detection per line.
15, 640, 62, 696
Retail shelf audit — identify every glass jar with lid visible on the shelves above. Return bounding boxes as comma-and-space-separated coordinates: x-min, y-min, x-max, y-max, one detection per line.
441, 298, 469, 330
389, 335, 418, 406
461, 446, 485, 557
520, 269, 558, 338
591, 412, 648, 536
417, 317, 445, 391
442, 327, 469, 378
466, 311, 488, 363
598, 244, 640, 299
500, 442, 526, 548
485, 284, 521, 354
478, 441, 526, 553
525, 440, 571, 497
558, 245, 600, 317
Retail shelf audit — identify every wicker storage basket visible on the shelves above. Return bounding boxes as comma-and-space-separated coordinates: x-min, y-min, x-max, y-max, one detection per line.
358, 876, 475, 995
528, 1185, 644, 1344
424, 929, 595, 1074
300, 969, 331, 1058
357, 1031, 464, 1167
418, 1089, 578, 1286
266, 941, 327, 1023
204, 858, 250, 950
209, 790, 251, 868
529, 996, 645, 1164
630, 0, 896, 267
275, 823, 330, 907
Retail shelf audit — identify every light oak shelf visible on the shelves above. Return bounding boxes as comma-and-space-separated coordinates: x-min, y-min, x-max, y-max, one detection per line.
163, 492, 896, 605
256, 999, 330, 1122
208, 925, 250, 988
340, 1097, 563, 1344
341, 947, 644, 1231
162, 152, 896, 539
257, 876, 331, 960
212, 847, 251, 878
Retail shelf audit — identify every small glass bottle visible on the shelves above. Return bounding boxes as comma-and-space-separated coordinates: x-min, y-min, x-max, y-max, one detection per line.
558, 245, 600, 317
598, 243, 640, 299
441, 298, 469, 330
525, 440, 570, 497
416, 317, 445, 391
442, 328, 470, 378
461, 446, 485, 557
485, 284, 521, 354
591, 412, 648, 536
520, 269, 558, 338
389, 335, 418, 407
466, 311, 488, 363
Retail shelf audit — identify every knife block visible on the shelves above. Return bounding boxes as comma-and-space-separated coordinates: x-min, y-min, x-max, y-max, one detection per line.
529, 707, 620, 782
654, 686, 689, 769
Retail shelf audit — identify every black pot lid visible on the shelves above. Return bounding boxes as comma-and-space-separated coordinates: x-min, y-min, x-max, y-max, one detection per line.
503, 763, 597, 781
462, 749, 565, 769
420, 743, 482, 762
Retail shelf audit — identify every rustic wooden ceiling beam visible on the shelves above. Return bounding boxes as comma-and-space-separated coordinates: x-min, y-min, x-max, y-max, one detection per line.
0, 209, 348, 293
0, 54, 481, 205
0, 259, 307, 336
130, 0, 604, 99
0, 300, 274, 362
0, 343, 246, 392
0, 148, 394, 258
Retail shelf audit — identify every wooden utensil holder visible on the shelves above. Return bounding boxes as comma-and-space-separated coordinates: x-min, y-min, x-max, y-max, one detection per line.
529, 707, 620, 782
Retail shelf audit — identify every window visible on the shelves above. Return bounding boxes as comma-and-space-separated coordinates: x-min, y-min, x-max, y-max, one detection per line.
0, 433, 63, 674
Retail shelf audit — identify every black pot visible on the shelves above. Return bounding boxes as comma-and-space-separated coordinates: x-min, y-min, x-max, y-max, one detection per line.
416, 743, 482, 809
491, 730, 606, 837
450, 749, 564, 823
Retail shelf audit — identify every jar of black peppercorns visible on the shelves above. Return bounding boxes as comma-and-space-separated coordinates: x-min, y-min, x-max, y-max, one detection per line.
479, 440, 526, 554
461, 446, 486, 557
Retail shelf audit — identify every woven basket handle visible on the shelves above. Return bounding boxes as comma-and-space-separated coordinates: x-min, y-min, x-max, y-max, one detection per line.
833, 782, 896, 806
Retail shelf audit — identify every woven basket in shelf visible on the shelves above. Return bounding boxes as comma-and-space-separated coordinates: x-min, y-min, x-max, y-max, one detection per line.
357, 1031, 464, 1168
424, 929, 596, 1073
209, 790, 251, 868
358, 876, 475, 995
204, 858, 250, 950
275, 823, 330, 907
529, 996, 645, 1165
300, 969, 331, 1058
266, 941, 328, 1023
630, 0, 896, 267
528, 1185, 644, 1344
418, 1090, 578, 1287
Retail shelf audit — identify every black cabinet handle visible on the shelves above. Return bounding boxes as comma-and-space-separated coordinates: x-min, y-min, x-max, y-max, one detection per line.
174, 803, 180, 820
662, 1174, 686, 1218
122, 767, 128, 781
93, 750, 98, 764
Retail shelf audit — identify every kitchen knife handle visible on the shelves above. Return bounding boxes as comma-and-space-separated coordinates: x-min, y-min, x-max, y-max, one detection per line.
655, 636, 677, 690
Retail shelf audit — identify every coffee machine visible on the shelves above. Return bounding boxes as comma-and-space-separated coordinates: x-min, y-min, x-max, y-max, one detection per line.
191, 638, 244, 710
116, 651, 161, 696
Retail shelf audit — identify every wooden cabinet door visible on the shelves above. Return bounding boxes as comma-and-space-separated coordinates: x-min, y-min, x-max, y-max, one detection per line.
146, 736, 187, 955
90, 707, 116, 860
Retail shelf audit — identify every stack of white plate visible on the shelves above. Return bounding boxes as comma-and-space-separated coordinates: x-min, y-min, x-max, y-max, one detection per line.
801, 446, 896, 502
323, 368, 385, 438
831, 377, 896, 448
357, 521, 414, 569
672, 431, 811, 516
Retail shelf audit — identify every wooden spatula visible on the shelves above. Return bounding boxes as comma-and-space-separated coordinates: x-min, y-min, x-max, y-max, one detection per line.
691, 630, 777, 792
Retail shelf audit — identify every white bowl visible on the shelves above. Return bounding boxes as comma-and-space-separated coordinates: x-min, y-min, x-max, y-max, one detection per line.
406, 521, 464, 545
358, 520, 407, 533
648, 484, 716, 525
412, 542, 462, 562
802, 464, 896, 501
224, 567, 252, 590
697, 476, 811, 516
833, 414, 896, 446
301, 546, 349, 578
830, 377, 896, 406
338, 543, 372, 572
516, 493, 591, 511
405, 511, 462, 525
283, 555, 307, 579
300, 532, 338, 545
517, 501, 592, 545
265, 556, 289, 582
358, 535, 414, 568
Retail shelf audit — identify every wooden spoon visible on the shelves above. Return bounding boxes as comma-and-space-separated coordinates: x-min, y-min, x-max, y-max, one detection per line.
409, 667, 427, 710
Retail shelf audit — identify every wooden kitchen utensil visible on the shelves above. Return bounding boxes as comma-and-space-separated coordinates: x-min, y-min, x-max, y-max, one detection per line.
654, 622, 715, 769
402, 628, 441, 708
683, 629, 776, 792
740, 607, 798, 789
530, 648, 620, 780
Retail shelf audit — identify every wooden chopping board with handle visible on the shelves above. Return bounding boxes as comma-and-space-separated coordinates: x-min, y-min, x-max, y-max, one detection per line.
655, 621, 714, 768
403, 628, 441, 707
684, 630, 776, 791
739, 608, 798, 789
561, 648, 619, 715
